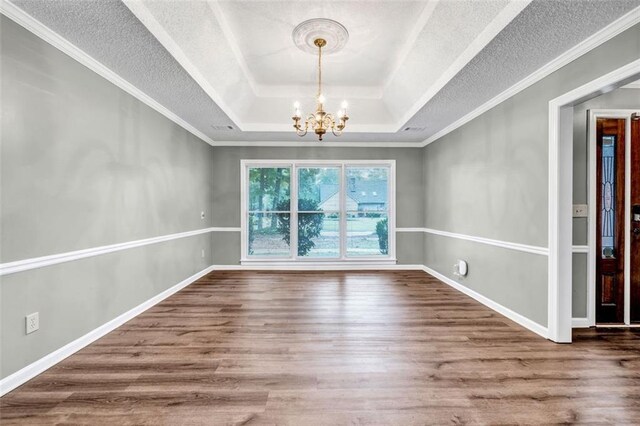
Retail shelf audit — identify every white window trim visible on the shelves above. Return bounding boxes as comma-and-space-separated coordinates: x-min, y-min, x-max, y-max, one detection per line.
240, 159, 397, 265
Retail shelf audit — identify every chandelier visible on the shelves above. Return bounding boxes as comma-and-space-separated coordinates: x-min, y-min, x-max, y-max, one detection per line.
291, 20, 349, 141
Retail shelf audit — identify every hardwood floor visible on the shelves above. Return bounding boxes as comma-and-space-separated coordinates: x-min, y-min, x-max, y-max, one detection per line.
1, 270, 639, 425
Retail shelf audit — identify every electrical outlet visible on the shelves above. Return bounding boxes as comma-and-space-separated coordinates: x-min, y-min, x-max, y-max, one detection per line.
201, 248, 205, 258
26, 312, 39, 334
201, 211, 205, 219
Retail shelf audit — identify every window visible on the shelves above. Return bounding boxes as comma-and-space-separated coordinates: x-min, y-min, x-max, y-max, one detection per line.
241, 160, 395, 263
601, 135, 616, 258
346, 167, 389, 257
247, 167, 291, 257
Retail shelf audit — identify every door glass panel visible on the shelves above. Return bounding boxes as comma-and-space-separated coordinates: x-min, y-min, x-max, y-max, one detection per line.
601, 135, 616, 258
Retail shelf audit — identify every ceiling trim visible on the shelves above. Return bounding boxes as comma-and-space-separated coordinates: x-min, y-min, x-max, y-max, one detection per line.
208, 140, 422, 148
381, 0, 439, 91
395, 0, 532, 129
122, 0, 244, 128
0, 0, 216, 146
420, 5, 640, 148
621, 82, 640, 89
206, 0, 260, 96
5, 0, 638, 150
122, 0, 534, 135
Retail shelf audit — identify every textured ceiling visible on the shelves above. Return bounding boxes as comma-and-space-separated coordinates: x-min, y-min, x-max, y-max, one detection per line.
10, 0, 237, 137
7, 0, 640, 144
217, 1, 427, 87
404, 0, 640, 137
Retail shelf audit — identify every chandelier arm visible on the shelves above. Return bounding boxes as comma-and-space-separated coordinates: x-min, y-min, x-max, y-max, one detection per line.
295, 119, 308, 137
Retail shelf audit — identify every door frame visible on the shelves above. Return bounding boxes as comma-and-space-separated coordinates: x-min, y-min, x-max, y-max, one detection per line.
548, 58, 640, 343
587, 110, 635, 326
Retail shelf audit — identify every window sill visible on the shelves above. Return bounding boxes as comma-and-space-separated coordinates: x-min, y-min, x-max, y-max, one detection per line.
240, 258, 398, 267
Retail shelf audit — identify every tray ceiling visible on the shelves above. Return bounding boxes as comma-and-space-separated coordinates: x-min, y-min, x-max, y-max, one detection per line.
6, 0, 640, 144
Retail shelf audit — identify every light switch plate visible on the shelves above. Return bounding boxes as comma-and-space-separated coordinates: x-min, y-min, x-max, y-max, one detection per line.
573, 204, 588, 218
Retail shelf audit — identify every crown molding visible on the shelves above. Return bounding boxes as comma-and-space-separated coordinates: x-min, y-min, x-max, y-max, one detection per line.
395, 0, 531, 130
421, 6, 640, 148
206, 0, 260, 97
0, 0, 216, 146
121, 0, 244, 131
208, 140, 423, 148
381, 0, 439, 91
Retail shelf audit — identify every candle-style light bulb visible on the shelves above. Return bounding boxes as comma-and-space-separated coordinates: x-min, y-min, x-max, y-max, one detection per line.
341, 100, 348, 110
318, 94, 326, 104
293, 101, 300, 109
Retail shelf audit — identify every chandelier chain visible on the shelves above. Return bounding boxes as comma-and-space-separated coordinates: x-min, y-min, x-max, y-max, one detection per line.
317, 42, 322, 99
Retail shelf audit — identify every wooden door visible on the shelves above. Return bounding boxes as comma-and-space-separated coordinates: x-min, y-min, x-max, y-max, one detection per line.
595, 118, 625, 324
631, 115, 640, 323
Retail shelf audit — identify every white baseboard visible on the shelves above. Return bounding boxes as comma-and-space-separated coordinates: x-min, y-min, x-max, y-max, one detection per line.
0, 265, 215, 397
571, 317, 593, 328
420, 265, 549, 339
213, 264, 425, 271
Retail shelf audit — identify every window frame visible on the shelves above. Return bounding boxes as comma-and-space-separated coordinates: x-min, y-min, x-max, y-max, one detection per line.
240, 159, 396, 264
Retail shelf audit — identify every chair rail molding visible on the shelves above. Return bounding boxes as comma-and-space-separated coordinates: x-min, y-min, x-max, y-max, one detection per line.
398, 227, 549, 256
0, 228, 231, 276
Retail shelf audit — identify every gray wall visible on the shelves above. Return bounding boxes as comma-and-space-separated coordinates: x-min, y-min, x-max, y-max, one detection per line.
571, 87, 640, 318
210, 147, 425, 265
0, 17, 214, 379
421, 22, 640, 328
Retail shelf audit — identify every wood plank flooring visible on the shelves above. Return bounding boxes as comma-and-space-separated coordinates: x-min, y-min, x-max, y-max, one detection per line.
1, 270, 639, 425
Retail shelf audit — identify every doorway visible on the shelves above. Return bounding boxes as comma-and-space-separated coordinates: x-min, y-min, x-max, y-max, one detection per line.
631, 114, 640, 323
549, 59, 640, 343
593, 113, 640, 325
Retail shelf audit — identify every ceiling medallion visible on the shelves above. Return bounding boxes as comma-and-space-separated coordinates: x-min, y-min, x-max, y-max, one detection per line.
291, 19, 349, 141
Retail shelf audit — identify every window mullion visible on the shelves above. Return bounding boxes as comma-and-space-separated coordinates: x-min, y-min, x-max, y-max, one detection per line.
340, 164, 347, 260
291, 165, 298, 260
